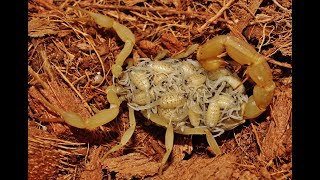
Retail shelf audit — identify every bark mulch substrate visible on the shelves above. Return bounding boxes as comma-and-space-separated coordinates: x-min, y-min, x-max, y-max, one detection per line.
28, 0, 292, 179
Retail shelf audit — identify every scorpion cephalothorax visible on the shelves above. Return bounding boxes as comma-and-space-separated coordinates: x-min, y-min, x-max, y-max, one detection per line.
29, 8, 275, 174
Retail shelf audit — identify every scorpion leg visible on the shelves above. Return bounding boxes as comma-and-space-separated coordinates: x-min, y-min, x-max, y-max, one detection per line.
159, 121, 174, 175
141, 110, 169, 127
102, 106, 136, 159
83, 85, 121, 130
34, 85, 121, 130
176, 127, 221, 155
74, 8, 135, 78
197, 35, 275, 119
142, 111, 221, 169
221, 118, 246, 131
141, 111, 175, 174
188, 108, 201, 127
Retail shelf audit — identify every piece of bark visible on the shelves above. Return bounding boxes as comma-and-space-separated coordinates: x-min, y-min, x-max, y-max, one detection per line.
160, 33, 186, 54
28, 81, 91, 121
28, 124, 87, 179
152, 153, 237, 180
261, 87, 292, 161
228, 0, 263, 39
28, 125, 62, 179
80, 146, 104, 180
102, 153, 159, 179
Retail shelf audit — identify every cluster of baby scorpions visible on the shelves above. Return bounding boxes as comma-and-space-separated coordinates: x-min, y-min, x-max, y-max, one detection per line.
32, 8, 275, 174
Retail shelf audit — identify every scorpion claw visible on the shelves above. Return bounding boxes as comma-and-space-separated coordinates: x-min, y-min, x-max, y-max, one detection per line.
198, 58, 228, 71
197, 35, 275, 119
34, 84, 121, 130
243, 96, 265, 119
74, 7, 135, 78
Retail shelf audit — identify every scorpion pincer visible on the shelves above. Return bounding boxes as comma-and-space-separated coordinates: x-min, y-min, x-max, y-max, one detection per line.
196, 35, 276, 118
33, 8, 275, 175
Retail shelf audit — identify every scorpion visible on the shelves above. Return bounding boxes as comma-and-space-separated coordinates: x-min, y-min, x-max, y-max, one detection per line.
33, 8, 275, 174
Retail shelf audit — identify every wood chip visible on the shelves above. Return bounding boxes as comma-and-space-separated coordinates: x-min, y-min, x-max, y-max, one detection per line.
102, 153, 159, 179
153, 153, 237, 179
80, 146, 104, 180
160, 33, 186, 54
261, 87, 292, 161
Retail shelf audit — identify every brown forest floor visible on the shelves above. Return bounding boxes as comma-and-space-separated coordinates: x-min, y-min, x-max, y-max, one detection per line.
28, 0, 292, 179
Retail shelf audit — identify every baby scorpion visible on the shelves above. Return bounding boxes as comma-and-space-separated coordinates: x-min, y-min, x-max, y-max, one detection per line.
31, 8, 275, 175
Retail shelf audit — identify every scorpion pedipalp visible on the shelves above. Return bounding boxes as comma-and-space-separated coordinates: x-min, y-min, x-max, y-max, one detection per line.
197, 35, 275, 119
33, 85, 121, 131
73, 7, 135, 78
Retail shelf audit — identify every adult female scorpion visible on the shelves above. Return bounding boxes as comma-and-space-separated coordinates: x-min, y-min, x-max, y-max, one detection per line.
32, 8, 275, 174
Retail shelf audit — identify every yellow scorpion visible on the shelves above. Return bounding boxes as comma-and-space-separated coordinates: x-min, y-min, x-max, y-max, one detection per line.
34, 8, 275, 174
